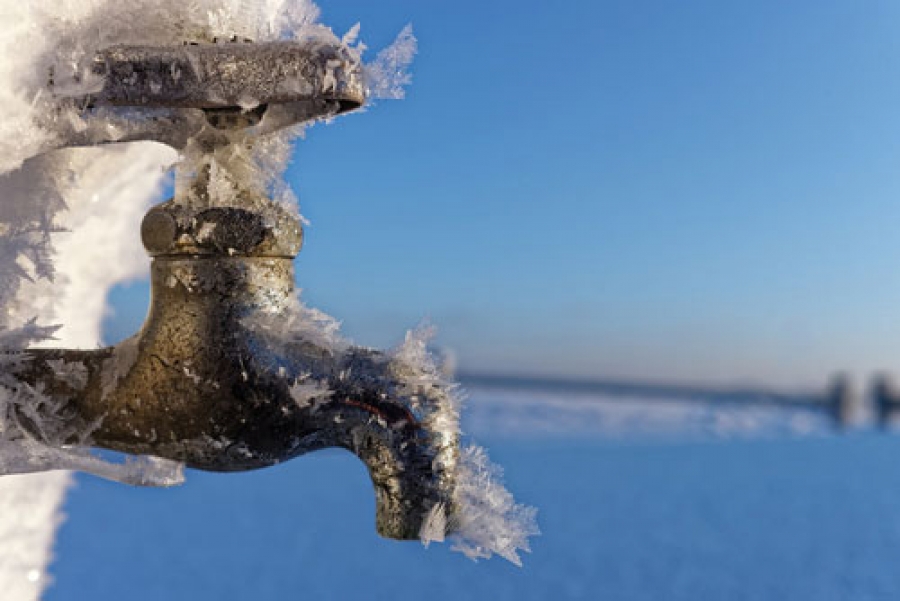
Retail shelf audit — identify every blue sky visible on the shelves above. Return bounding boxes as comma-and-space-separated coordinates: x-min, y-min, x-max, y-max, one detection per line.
108, 0, 900, 388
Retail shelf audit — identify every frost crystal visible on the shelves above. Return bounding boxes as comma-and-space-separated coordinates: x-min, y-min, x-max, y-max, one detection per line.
0, 330, 185, 487
250, 293, 350, 355
390, 326, 539, 565
450, 445, 540, 566
289, 380, 334, 410
365, 25, 418, 100
418, 501, 448, 547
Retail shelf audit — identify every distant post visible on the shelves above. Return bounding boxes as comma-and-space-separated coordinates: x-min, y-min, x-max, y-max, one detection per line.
871, 373, 899, 429
828, 373, 857, 428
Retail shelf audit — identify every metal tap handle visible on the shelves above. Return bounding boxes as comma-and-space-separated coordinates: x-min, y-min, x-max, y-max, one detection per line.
50, 40, 366, 149
88, 42, 365, 110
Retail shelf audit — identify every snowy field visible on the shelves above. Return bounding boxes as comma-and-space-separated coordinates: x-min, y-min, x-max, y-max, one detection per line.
42, 386, 900, 601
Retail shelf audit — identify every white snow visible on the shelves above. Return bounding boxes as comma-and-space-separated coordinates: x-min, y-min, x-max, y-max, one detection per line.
17, 145, 177, 345
0, 472, 71, 601
462, 386, 832, 440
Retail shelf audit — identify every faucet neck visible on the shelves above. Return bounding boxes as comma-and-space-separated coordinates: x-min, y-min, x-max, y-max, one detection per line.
173, 139, 265, 208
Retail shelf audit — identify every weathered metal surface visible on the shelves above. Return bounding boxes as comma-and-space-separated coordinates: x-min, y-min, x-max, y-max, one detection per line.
52, 40, 365, 149
90, 42, 365, 111
141, 199, 303, 257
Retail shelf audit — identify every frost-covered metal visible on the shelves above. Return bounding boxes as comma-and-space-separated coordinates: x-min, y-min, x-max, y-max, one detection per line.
4, 39, 458, 540
90, 41, 364, 110
1, 18, 537, 567
50, 40, 365, 149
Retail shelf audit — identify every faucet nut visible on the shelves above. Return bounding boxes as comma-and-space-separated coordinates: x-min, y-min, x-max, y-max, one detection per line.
140, 209, 178, 255
141, 200, 303, 258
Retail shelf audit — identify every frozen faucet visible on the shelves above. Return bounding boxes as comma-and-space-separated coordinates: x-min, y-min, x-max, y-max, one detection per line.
3, 39, 458, 540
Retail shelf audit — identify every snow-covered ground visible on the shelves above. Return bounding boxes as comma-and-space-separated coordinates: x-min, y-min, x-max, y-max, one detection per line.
40, 386, 900, 600
462, 384, 832, 440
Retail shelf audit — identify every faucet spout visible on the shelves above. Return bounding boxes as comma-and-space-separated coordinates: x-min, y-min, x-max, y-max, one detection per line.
278, 345, 459, 540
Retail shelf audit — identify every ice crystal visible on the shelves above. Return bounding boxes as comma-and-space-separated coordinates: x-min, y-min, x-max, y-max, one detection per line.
418, 501, 448, 547
450, 445, 540, 566
365, 25, 418, 100
390, 325, 538, 565
289, 380, 334, 410
249, 293, 351, 357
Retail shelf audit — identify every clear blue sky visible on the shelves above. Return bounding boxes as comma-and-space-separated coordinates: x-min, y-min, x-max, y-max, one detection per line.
107, 0, 900, 388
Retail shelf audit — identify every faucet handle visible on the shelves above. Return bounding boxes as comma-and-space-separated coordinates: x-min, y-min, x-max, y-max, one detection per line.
88, 41, 365, 113
49, 40, 366, 150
